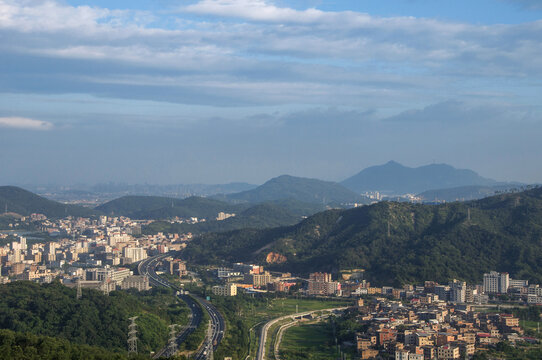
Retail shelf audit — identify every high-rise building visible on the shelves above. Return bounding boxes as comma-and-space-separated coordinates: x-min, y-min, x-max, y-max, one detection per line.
483, 271, 509, 294
449, 280, 466, 303
123, 247, 147, 263
308, 272, 340, 296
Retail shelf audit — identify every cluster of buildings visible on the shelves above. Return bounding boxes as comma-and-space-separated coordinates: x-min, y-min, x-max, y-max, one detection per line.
216, 212, 235, 221
353, 297, 534, 360
211, 263, 297, 296
0, 214, 192, 293
482, 271, 542, 305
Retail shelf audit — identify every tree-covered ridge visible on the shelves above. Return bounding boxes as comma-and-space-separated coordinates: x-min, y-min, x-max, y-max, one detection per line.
95, 195, 242, 219
417, 184, 520, 202
0, 329, 145, 360
0, 186, 97, 218
0, 282, 189, 354
144, 200, 325, 235
183, 187, 542, 286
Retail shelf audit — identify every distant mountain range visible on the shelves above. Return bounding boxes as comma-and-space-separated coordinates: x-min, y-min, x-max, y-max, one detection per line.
28, 182, 257, 203
183, 186, 542, 285
341, 161, 505, 195
216, 175, 369, 205
1, 161, 528, 225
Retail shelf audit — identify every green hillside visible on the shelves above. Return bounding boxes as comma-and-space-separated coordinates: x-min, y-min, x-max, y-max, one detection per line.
144, 200, 325, 235
183, 187, 542, 286
0, 329, 147, 360
96, 195, 242, 219
222, 175, 369, 205
417, 184, 525, 202
0, 186, 97, 218
0, 281, 188, 354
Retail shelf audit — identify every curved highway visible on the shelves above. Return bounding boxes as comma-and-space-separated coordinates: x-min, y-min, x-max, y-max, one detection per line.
138, 253, 225, 359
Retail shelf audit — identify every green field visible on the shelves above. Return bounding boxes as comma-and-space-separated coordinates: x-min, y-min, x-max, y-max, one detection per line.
209, 293, 352, 360
280, 323, 338, 360
259, 298, 350, 318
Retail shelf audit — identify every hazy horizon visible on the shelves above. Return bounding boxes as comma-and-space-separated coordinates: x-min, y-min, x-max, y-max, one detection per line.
1, 0, 541, 185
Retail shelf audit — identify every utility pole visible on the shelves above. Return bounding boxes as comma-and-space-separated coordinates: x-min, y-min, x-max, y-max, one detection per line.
167, 324, 177, 357
467, 208, 471, 222
128, 317, 138, 354
76, 279, 82, 300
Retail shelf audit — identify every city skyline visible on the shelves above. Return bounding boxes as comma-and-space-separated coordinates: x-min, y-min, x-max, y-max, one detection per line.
1, 0, 542, 185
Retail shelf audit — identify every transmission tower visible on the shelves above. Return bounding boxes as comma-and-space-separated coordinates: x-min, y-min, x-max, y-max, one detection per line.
167, 324, 177, 357
128, 317, 138, 354
102, 280, 109, 296
76, 279, 82, 300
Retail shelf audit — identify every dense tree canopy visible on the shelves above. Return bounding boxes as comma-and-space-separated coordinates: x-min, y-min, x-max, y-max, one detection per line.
183, 187, 542, 286
0, 281, 189, 354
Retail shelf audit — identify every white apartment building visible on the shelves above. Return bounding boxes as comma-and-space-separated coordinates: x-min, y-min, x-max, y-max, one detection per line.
212, 283, 237, 296
483, 271, 509, 294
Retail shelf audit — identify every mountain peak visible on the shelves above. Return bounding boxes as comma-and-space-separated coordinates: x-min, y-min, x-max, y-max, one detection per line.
384, 160, 404, 167
342, 161, 497, 194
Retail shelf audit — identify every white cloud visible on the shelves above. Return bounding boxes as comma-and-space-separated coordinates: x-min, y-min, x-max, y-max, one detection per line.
0, 0, 541, 110
383, 100, 539, 124
184, 0, 327, 23
0, 116, 53, 130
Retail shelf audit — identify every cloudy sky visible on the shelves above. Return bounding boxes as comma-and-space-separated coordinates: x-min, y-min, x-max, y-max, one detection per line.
1, 0, 541, 185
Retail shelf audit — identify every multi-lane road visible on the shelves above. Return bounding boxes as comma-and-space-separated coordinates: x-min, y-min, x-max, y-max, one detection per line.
137, 253, 225, 359
191, 296, 226, 360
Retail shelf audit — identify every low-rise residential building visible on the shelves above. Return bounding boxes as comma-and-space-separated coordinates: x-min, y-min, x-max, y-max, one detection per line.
121, 275, 150, 291
212, 283, 237, 296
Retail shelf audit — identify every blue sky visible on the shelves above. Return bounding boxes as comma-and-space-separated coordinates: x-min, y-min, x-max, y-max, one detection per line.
0, 0, 541, 185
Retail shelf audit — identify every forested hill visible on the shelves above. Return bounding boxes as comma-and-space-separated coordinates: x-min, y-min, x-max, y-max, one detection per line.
96, 195, 241, 219
417, 184, 522, 202
0, 281, 188, 354
183, 186, 542, 286
220, 175, 369, 205
144, 200, 325, 235
0, 186, 97, 218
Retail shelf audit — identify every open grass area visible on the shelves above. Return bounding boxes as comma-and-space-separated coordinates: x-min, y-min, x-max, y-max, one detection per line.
210, 294, 352, 360
280, 322, 338, 360
266, 318, 295, 357
522, 320, 542, 334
